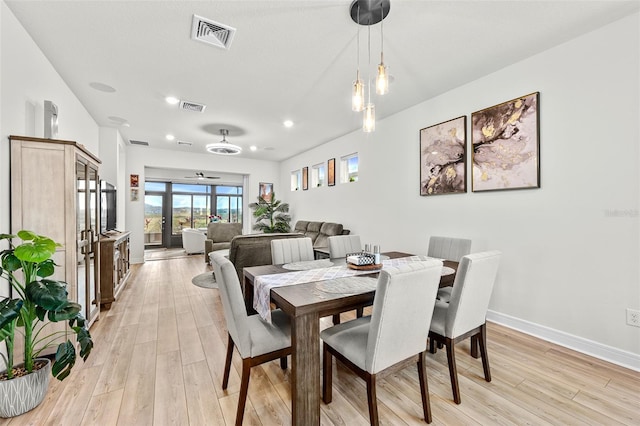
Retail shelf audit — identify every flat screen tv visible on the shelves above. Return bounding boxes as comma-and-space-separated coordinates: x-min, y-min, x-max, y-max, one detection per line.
100, 180, 117, 233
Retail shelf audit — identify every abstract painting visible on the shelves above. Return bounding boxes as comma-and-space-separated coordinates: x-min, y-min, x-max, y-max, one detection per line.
328, 158, 336, 186
420, 116, 467, 196
471, 92, 540, 191
302, 167, 309, 190
259, 182, 273, 201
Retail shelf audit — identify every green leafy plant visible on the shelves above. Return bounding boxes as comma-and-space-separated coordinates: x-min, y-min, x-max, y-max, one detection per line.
0, 230, 93, 381
249, 193, 291, 233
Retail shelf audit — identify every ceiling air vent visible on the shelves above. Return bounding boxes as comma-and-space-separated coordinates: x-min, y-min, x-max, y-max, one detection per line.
177, 141, 192, 146
191, 14, 236, 50
180, 100, 206, 113
129, 140, 149, 146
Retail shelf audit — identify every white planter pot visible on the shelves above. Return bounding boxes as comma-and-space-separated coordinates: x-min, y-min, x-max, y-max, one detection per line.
0, 358, 51, 418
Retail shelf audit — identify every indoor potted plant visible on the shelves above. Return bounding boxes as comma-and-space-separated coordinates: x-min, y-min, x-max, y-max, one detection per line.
249, 192, 291, 233
0, 230, 94, 418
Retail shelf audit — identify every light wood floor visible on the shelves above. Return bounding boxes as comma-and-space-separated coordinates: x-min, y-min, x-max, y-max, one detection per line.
2, 255, 638, 425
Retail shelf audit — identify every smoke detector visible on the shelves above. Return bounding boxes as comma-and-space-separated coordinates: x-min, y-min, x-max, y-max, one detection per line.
206, 129, 242, 155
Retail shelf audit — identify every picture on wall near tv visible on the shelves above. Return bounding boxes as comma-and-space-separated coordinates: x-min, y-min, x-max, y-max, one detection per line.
100, 181, 117, 233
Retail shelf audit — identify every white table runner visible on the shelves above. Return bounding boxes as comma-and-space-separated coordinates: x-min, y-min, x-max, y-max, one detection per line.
254, 255, 444, 322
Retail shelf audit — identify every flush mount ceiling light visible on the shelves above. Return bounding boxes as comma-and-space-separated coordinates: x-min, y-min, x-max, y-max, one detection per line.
349, 0, 391, 133
165, 96, 180, 105
206, 129, 242, 155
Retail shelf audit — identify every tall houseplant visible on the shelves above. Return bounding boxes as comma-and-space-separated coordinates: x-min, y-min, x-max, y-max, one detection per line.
249, 193, 291, 233
0, 231, 93, 387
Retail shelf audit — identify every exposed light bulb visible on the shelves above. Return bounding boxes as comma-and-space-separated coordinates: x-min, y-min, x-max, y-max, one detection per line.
363, 103, 375, 133
376, 57, 389, 95
352, 72, 364, 112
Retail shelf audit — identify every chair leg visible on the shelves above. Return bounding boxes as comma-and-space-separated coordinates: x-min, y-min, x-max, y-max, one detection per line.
445, 337, 462, 404
417, 352, 432, 424
470, 335, 479, 359
332, 314, 341, 324
280, 356, 288, 369
366, 374, 379, 426
429, 336, 437, 354
322, 343, 333, 403
235, 359, 251, 426
356, 307, 364, 318
222, 334, 234, 389
478, 324, 491, 382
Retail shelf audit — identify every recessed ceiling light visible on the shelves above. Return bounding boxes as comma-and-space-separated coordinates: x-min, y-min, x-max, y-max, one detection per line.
89, 82, 116, 93
166, 134, 175, 141
165, 96, 180, 105
283, 120, 294, 128
250, 145, 257, 151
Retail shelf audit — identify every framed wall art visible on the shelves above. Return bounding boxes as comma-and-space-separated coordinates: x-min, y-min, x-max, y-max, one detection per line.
420, 116, 467, 196
302, 167, 309, 190
259, 182, 273, 201
327, 158, 336, 186
471, 92, 540, 192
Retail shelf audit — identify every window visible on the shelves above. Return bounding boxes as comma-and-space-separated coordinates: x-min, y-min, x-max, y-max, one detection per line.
311, 163, 326, 188
291, 170, 302, 191
340, 153, 359, 183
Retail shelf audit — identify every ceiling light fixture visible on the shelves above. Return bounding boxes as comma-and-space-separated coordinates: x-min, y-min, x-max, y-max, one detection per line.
165, 96, 180, 105
166, 134, 175, 141
250, 145, 258, 151
351, 5, 364, 112
283, 120, 294, 128
206, 129, 242, 155
350, 0, 391, 133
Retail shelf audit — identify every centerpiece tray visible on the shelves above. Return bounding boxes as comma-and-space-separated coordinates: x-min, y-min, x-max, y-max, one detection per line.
347, 263, 383, 271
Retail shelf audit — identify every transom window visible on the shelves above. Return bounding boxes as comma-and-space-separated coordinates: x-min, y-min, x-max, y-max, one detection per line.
311, 163, 326, 188
340, 153, 359, 183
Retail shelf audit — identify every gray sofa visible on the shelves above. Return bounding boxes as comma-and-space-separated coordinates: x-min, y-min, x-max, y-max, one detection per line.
204, 222, 243, 263
293, 220, 349, 250
228, 233, 306, 283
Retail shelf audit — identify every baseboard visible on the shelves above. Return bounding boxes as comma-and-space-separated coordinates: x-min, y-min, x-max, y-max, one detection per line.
487, 310, 640, 372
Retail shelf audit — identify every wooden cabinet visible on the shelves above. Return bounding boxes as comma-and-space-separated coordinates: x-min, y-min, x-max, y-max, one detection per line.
98, 231, 131, 308
10, 135, 101, 328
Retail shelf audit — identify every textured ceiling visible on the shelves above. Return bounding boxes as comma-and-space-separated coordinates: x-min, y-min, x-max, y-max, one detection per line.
6, 0, 639, 162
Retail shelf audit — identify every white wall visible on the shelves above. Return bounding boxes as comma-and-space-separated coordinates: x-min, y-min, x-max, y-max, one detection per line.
0, 0, 100, 281
125, 145, 280, 263
281, 13, 640, 366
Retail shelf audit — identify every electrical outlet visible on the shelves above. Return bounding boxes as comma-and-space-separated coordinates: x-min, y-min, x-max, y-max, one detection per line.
627, 308, 640, 327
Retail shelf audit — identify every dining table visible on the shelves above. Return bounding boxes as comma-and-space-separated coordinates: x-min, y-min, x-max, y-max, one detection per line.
242, 251, 458, 426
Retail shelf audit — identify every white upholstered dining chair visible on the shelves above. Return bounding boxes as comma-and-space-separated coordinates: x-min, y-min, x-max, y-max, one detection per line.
321, 259, 443, 425
428, 236, 472, 303
327, 234, 362, 258
270, 237, 314, 264
211, 255, 292, 426
428, 250, 501, 404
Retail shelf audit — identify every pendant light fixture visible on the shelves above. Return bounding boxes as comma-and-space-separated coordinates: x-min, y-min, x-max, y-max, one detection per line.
206, 129, 242, 155
376, 4, 389, 95
363, 23, 375, 133
352, 6, 364, 112
350, 0, 390, 133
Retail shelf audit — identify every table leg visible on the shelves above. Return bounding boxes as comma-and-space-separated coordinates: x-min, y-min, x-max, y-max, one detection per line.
291, 311, 321, 426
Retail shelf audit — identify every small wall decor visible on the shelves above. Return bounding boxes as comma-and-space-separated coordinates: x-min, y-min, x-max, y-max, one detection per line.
302, 167, 309, 190
471, 92, 540, 191
259, 182, 273, 201
420, 116, 467, 196
130, 174, 139, 187
130, 188, 139, 201
328, 158, 336, 186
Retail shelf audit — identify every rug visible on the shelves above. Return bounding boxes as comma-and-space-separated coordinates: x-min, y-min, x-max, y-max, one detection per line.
191, 272, 217, 289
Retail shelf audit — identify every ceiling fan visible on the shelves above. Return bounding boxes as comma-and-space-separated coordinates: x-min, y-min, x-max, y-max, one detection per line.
206, 129, 242, 155
184, 172, 220, 180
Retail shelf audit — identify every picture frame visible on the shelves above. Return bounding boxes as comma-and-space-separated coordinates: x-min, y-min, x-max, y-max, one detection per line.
327, 158, 336, 186
130, 188, 139, 202
420, 116, 467, 196
130, 174, 139, 188
471, 92, 540, 192
302, 167, 309, 190
259, 182, 274, 202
